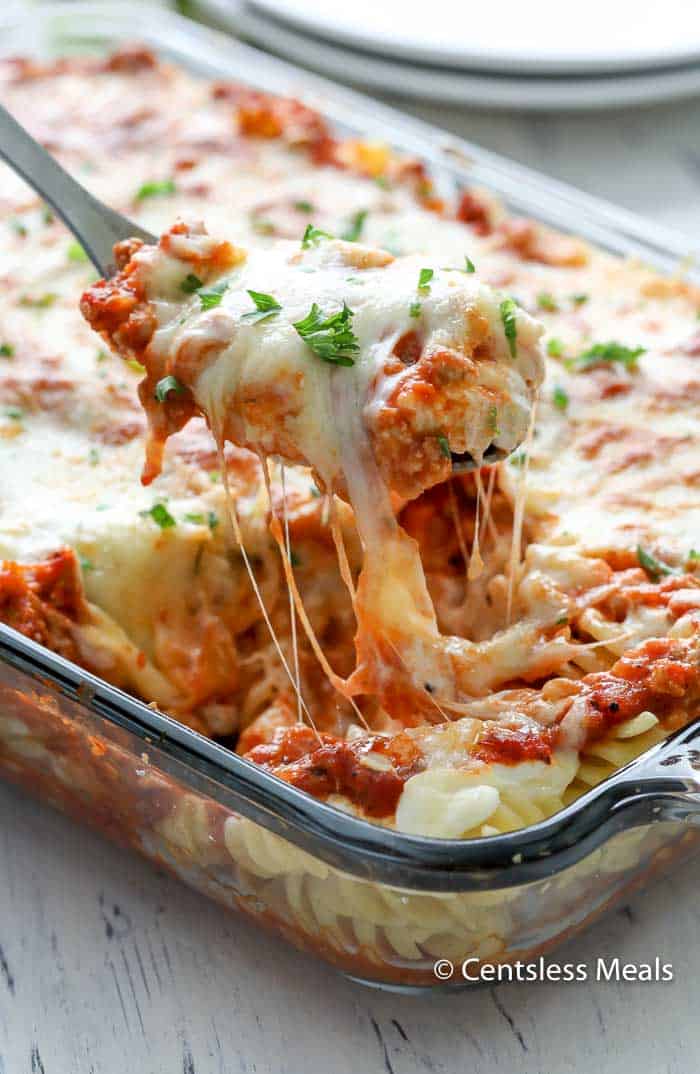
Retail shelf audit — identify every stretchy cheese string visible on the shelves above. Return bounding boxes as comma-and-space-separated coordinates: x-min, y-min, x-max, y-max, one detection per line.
215, 441, 316, 732
506, 397, 538, 626
280, 463, 303, 724
260, 461, 369, 729
448, 478, 470, 580
468, 470, 485, 582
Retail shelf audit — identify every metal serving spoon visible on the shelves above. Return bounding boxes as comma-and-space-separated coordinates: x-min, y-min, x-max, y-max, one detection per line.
0, 101, 505, 472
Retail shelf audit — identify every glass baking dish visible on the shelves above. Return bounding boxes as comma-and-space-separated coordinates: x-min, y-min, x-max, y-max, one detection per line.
1, 2, 699, 991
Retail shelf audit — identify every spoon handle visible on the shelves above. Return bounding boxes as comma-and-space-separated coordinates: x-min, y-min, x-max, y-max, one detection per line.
0, 102, 155, 275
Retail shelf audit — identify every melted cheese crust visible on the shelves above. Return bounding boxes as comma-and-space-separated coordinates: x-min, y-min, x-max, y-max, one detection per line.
1, 50, 699, 837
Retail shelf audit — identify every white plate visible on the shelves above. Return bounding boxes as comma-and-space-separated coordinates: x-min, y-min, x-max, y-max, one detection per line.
249, 0, 700, 76
201, 0, 700, 111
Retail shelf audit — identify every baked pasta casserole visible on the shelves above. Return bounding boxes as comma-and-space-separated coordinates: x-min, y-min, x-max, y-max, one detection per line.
2, 48, 700, 845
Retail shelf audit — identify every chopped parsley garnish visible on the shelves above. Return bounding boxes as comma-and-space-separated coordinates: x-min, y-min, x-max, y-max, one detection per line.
552, 385, 569, 411
301, 224, 333, 248
42, 208, 55, 226
555, 613, 569, 626
509, 451, 527, 467
185, 511, 219, 531
537, 292, 558, 312
241, 289, 282, 324
67, 241, 88, 263
570, 293, 589, 306
142, 503, 176, 529
341, 209, 368, 243
374, 175, 391, 190
209, 470, 220, 483
409, 301, 422, 318
198, 280, 228, 311
570, 341, 645, 372
4, 407, 23, 421
636, 545, 676, 580
126, 359, 145, 374
0, 343, 14, 358
96, 349, 108, 363
500, 298, 518, 358
180, 273, 203, 294
294, 200, 314, 214
689, 549, 699, 561
293, 303, 359, 366
155, 375, 184, 402
19, 293, 57, 309
418, 267, 434, 291
135, 178, 176, 201
437, 434, 451, 459
547, 338, 564, 358
88, 447, 100, 466
486, 405, 500, 435
78, 554, 94, 573
464, 256, 476, 274
290, 550, 301, 568
10, 218, 27, 238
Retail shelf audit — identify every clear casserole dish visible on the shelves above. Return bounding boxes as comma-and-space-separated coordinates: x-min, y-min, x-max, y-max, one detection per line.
0, 2, 699, 991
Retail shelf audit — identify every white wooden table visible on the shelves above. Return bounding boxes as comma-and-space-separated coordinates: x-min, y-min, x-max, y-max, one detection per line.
2, 38, 700, 1073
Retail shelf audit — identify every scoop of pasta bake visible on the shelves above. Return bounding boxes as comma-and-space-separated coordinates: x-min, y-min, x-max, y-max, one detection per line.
81, 220, 544, 498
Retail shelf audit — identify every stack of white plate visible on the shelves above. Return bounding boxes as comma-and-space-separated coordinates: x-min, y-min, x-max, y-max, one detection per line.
199, 0, 700, 110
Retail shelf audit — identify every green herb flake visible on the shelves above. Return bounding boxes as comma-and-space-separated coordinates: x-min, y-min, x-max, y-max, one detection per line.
341, 209, 368, 243
88, 447, 100, 467
155, 375, 184, 402
184, 512, 205, 525
96, 349, 109, 363
42, 208, 55, 226
688, 549, 699, 561
67, 241, 88, 263
198, 280, 228, 311
409, 301, 422, 319
552, 385, 569, 412
209, 470, 220, 484
374, 175, 391, 190
570, 293, 589, 306
0, 343, 14, 358
486, 405, 500, 436
78, 554, 94, 573
301, 224, 333, 248
10, 218, 27, 238
555, 613, 569, 626
636, 544, 675, 580
293, 302, 359, 366
19, 293, 57, 309
571, 341, 645, 372
500, 298, 518, 358
537, 292, 558, 312
464, 256, 476, 274
437, 434, 451, 459
251, 218, 276, 236
126, 359, 145, 375
4, 407, 23, 421
290, 550, 301, 568
294, 200, 314, 214
142, 503, 176, 530
418, 267, 434, 291
208, 511, 219, 531
547, 338, 564, 358
135, 178, 176, 201
509, 451, 527, 468
180, 273, 203, 294
241, 289, 282, 324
